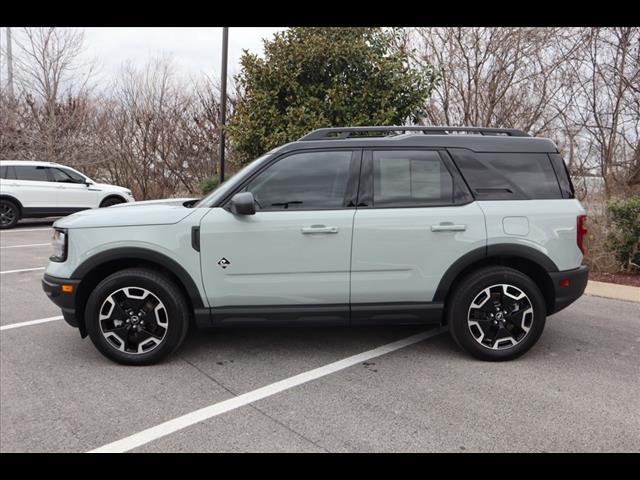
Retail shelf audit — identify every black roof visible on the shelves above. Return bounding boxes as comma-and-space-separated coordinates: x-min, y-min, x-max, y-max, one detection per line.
277, 126, 559, 154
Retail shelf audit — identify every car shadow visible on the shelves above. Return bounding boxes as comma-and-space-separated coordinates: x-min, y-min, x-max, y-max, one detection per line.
178, 323, 445, 361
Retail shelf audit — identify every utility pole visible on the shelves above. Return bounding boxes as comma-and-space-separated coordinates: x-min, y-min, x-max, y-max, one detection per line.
218, 27, 229, 183
6, 27, 14, 101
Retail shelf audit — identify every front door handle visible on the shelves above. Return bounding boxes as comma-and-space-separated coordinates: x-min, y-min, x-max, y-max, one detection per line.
431, 223, 467, 232
301, 225, 339, 234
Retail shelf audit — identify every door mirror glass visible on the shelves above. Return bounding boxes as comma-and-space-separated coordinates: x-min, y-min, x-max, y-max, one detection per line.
230, 192, 256, 215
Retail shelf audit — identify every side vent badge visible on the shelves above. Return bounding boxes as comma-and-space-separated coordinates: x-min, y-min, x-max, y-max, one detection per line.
218, 258, 231, 269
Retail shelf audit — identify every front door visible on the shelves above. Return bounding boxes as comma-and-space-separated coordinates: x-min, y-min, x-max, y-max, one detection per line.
199, 149, 360, 322
47, 166, 97, 209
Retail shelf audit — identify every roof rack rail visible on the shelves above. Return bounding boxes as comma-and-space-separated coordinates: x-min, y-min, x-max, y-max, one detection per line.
298, 126, 530, 141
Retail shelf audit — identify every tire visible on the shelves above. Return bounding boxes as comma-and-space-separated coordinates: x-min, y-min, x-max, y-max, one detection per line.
0, 199, 20, 229
447, 266, 547, 361
100, 196, 125, 208
85, 268, 190, 365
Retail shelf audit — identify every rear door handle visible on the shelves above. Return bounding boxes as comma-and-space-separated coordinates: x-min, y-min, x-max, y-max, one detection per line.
431, 223, 467, 232
301, 225, 339, 234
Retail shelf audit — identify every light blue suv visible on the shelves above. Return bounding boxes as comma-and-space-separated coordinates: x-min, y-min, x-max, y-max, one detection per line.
42, 126, 589, 364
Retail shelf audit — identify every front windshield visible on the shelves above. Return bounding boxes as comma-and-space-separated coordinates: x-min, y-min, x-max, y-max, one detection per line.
194, 152, 274, 208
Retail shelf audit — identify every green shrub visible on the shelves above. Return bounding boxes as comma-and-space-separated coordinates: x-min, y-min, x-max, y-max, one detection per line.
199, 176, 220, 196
228, 27, 439, 164
606, 196, 640, 272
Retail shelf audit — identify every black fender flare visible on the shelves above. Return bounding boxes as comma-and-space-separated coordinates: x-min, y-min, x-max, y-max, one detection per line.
433, 243, 559, 303
72, 247, 205, 310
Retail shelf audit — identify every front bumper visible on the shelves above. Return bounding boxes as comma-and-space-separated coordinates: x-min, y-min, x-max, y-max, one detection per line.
549, 265, 589, 314
42, 274, 81, 329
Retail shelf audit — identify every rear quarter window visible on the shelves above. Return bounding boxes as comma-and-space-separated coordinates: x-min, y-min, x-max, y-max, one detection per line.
450, 149, 562, 200
1, 165, 17, 180
548, 153, 575, 199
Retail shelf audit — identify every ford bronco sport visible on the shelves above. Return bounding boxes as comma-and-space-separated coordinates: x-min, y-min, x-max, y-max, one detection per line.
42, 126, 589, 365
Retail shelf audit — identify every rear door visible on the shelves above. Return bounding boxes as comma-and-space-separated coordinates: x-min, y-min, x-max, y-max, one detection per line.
11, 165, 58, 210
350, 149, 486, 317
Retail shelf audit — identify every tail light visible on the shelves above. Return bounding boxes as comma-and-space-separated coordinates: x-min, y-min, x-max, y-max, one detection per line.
577, 215, 587, 254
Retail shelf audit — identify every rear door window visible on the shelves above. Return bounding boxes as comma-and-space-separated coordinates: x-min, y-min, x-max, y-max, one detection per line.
372, 150, 454, 207
13, 165, 50, 182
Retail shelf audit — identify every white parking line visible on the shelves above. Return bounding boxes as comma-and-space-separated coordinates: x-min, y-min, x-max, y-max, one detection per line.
0, 267, 46, 275
1, 243, 50, 249
89, 327, 445, 453
0, 316, 63, 331
0, 228, 51, 233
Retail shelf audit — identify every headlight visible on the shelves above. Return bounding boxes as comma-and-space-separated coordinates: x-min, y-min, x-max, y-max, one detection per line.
51, 229, 68, 262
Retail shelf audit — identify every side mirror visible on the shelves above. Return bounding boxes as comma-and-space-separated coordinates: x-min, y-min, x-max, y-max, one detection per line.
84, 180, 93, 187
229, 192, 256, 215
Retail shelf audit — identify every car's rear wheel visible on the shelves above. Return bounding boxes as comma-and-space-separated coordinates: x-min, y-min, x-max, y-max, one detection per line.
447, 266, 547, 361
0, 200, 20, 229
100, 196, 125, 208
85, 268, 190, 365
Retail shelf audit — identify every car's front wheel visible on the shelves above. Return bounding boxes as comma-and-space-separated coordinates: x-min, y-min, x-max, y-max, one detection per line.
447, 266, 547, 361
0, 200, 20, 229
100, 196, 125, 208
85, 268, 190, 365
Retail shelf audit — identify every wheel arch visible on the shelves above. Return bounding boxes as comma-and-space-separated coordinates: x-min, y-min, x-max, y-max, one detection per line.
72, 247, 206, 337
0, 194, 23, 214
435, 244, 558, 316
99, 194, 127, 207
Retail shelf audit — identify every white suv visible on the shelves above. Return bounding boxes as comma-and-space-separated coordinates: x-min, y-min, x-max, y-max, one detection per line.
0, 160, 135, 229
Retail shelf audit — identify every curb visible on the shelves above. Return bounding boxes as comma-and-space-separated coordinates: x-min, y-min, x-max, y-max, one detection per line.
584, 280, 640, 303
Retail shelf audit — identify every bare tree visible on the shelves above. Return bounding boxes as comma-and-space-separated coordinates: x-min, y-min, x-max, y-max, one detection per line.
94, 57, 225, 199
570, 27, 639, 196
0, 27, 97, 166
410, 28, 581, 135
13, 27, 94, 104
410, 27, 640, 201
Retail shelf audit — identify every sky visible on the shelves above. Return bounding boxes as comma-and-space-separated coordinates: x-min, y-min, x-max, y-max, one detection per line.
2, 27, 286, 93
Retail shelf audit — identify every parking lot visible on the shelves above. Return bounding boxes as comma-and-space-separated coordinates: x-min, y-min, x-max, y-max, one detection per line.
1, 221, 639, 453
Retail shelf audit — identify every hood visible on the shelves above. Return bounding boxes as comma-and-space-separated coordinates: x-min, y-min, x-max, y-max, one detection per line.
92, 183, 130, 192
110, 197, 199, 208
54, 199, 200, 229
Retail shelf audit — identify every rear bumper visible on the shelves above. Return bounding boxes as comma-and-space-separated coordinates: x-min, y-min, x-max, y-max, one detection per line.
42, 274, 81, 329
549, 265, 589, 314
